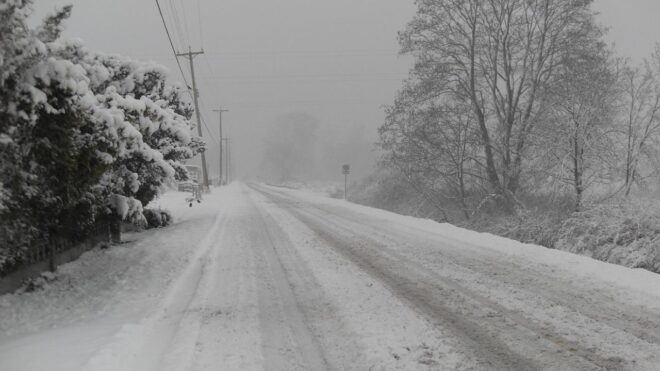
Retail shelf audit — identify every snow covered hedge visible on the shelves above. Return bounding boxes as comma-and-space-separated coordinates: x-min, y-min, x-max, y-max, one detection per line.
479, 200, 660, 273
0, 1, 203, 271
554, 202, 660, 272
355, 171, 660, 273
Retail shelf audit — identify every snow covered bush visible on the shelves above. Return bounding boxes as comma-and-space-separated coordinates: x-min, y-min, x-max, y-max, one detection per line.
0, 1, 202, 271
0, 3, 110, 262
482, 212, 563, 249
143, 208, 172, 229
81, 53, 203, 209
356, 168, 660, 273
554, 201, 660, 272
352, 168, 470, 223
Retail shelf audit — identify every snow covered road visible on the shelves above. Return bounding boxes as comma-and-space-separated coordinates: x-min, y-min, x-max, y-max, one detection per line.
2, 183, 660, 370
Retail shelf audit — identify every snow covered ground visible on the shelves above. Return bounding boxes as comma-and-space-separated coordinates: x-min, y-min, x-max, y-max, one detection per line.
1, 183, 660, 370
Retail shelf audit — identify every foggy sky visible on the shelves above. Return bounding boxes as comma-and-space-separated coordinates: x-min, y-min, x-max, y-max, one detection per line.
32, 0, 660, 181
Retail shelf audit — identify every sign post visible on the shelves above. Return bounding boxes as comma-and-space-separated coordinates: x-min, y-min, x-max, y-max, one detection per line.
342, 164, 350, 200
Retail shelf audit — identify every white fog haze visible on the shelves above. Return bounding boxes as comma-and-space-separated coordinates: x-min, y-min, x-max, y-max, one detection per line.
29, 0, 660, 183
5, 1, 660, 370
32, 0, 416, 183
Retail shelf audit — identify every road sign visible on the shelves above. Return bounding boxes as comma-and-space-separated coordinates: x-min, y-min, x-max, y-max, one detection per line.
342, 164, 350, 200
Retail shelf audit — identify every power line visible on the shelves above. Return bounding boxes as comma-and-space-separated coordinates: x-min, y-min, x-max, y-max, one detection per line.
205, 72, 408, 79
168, 0, 187, 49
179, 0, 192, 49
204, 49, 400, 57
155, 0, 190, 89
199, 98, 219, 144
118, 49, 402, 59
164, 1, 181, 49
196, 0, 204, 48
176, 47, 211, 190
158, 0, 216, 186
201, 56, 221, 98
197, 96, 220, 144
199, 110, 219, 145
222, 99, 390, 108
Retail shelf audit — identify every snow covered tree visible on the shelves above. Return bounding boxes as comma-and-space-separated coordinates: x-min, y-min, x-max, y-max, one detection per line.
619, 50, 660, 196
0, 1, 202, 268
0, 2, 115, 263
379, 85, 479, 220
539, 20, 619, 211
81, 54, 203, 212
395, 0, 602, 209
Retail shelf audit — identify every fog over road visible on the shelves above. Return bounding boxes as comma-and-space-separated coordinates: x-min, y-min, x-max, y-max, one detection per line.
2, 183, 660, 370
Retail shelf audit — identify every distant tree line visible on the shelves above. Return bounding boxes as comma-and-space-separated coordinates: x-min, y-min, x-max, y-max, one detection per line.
0, 2, 203, 269
379, 0, 660, 220
258, 112, 375, 183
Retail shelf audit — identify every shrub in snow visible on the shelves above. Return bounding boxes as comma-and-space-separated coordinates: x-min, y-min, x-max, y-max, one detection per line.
20, 271, 58, 293
355, 167, 660, 273
483, 212, 564, 249
352, 169, 461, 223
143, 208, 172, 229
0, 1, 203, 270
554, 201, 660, 272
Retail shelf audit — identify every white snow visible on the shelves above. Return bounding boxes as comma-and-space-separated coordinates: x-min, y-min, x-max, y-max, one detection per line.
1, 183, 659, 370
0, 189, 225, 371
266, 184, 660, 309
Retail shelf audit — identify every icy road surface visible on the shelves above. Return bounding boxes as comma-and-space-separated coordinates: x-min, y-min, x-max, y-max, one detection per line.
2, 183, 660, 370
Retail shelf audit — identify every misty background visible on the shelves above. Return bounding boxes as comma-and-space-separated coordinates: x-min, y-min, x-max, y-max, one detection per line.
32, 0, 660, 183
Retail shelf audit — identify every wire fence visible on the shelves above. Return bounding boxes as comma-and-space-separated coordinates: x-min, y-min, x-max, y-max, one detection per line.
0, 222, 110, 278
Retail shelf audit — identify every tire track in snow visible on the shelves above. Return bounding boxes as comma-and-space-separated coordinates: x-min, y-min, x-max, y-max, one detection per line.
153, 207, 229, 371
258, 184, 660, 361
184, 185, 330, 370
83, 206, 227, 371
309, 198, 660, 347
249, 186, 477, 370
245, 187, 330, 371
253, 184, 642, 371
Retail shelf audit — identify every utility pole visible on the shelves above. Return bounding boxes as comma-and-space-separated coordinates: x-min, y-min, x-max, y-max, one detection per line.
223, 138, 231, 183
212, 108, 228, 185
342, 164, 350, 200
176, 46, 209, 191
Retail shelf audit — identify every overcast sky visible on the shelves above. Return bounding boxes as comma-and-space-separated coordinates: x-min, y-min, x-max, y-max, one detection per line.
32, 0, 660, 180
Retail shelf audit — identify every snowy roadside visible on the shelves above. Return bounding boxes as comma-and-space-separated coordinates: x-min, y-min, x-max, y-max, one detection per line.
0, 189, 224, 371
3, 182, 659, 370
261, 184, 660, 309
255, 183, 660, 369
264, 180, 343, 198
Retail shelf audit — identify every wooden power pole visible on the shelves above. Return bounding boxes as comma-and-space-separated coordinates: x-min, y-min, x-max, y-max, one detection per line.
176, 47, 209, 191
213, 108, 228, 185
223, 138, 231, 184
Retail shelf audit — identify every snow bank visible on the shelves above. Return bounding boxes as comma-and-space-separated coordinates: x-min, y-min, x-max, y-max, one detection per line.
262, 184, 660, 306
554, 202, 660, 272
0, 189, 224, 370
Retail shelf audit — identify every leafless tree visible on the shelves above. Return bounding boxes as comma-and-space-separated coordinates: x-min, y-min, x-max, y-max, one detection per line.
380, 87, 480, 219
620, 50, 660, 196
397, 0, 601, 209
540, 21, 619, 211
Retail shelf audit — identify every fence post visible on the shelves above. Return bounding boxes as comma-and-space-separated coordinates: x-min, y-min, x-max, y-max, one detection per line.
48, 240, 55, 272
109, 219, 121, 244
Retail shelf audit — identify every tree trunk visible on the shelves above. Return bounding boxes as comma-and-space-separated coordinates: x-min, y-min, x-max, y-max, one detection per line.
458, 172, 471, 221
109, 217, 121, 244
573, 131, 583, 212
